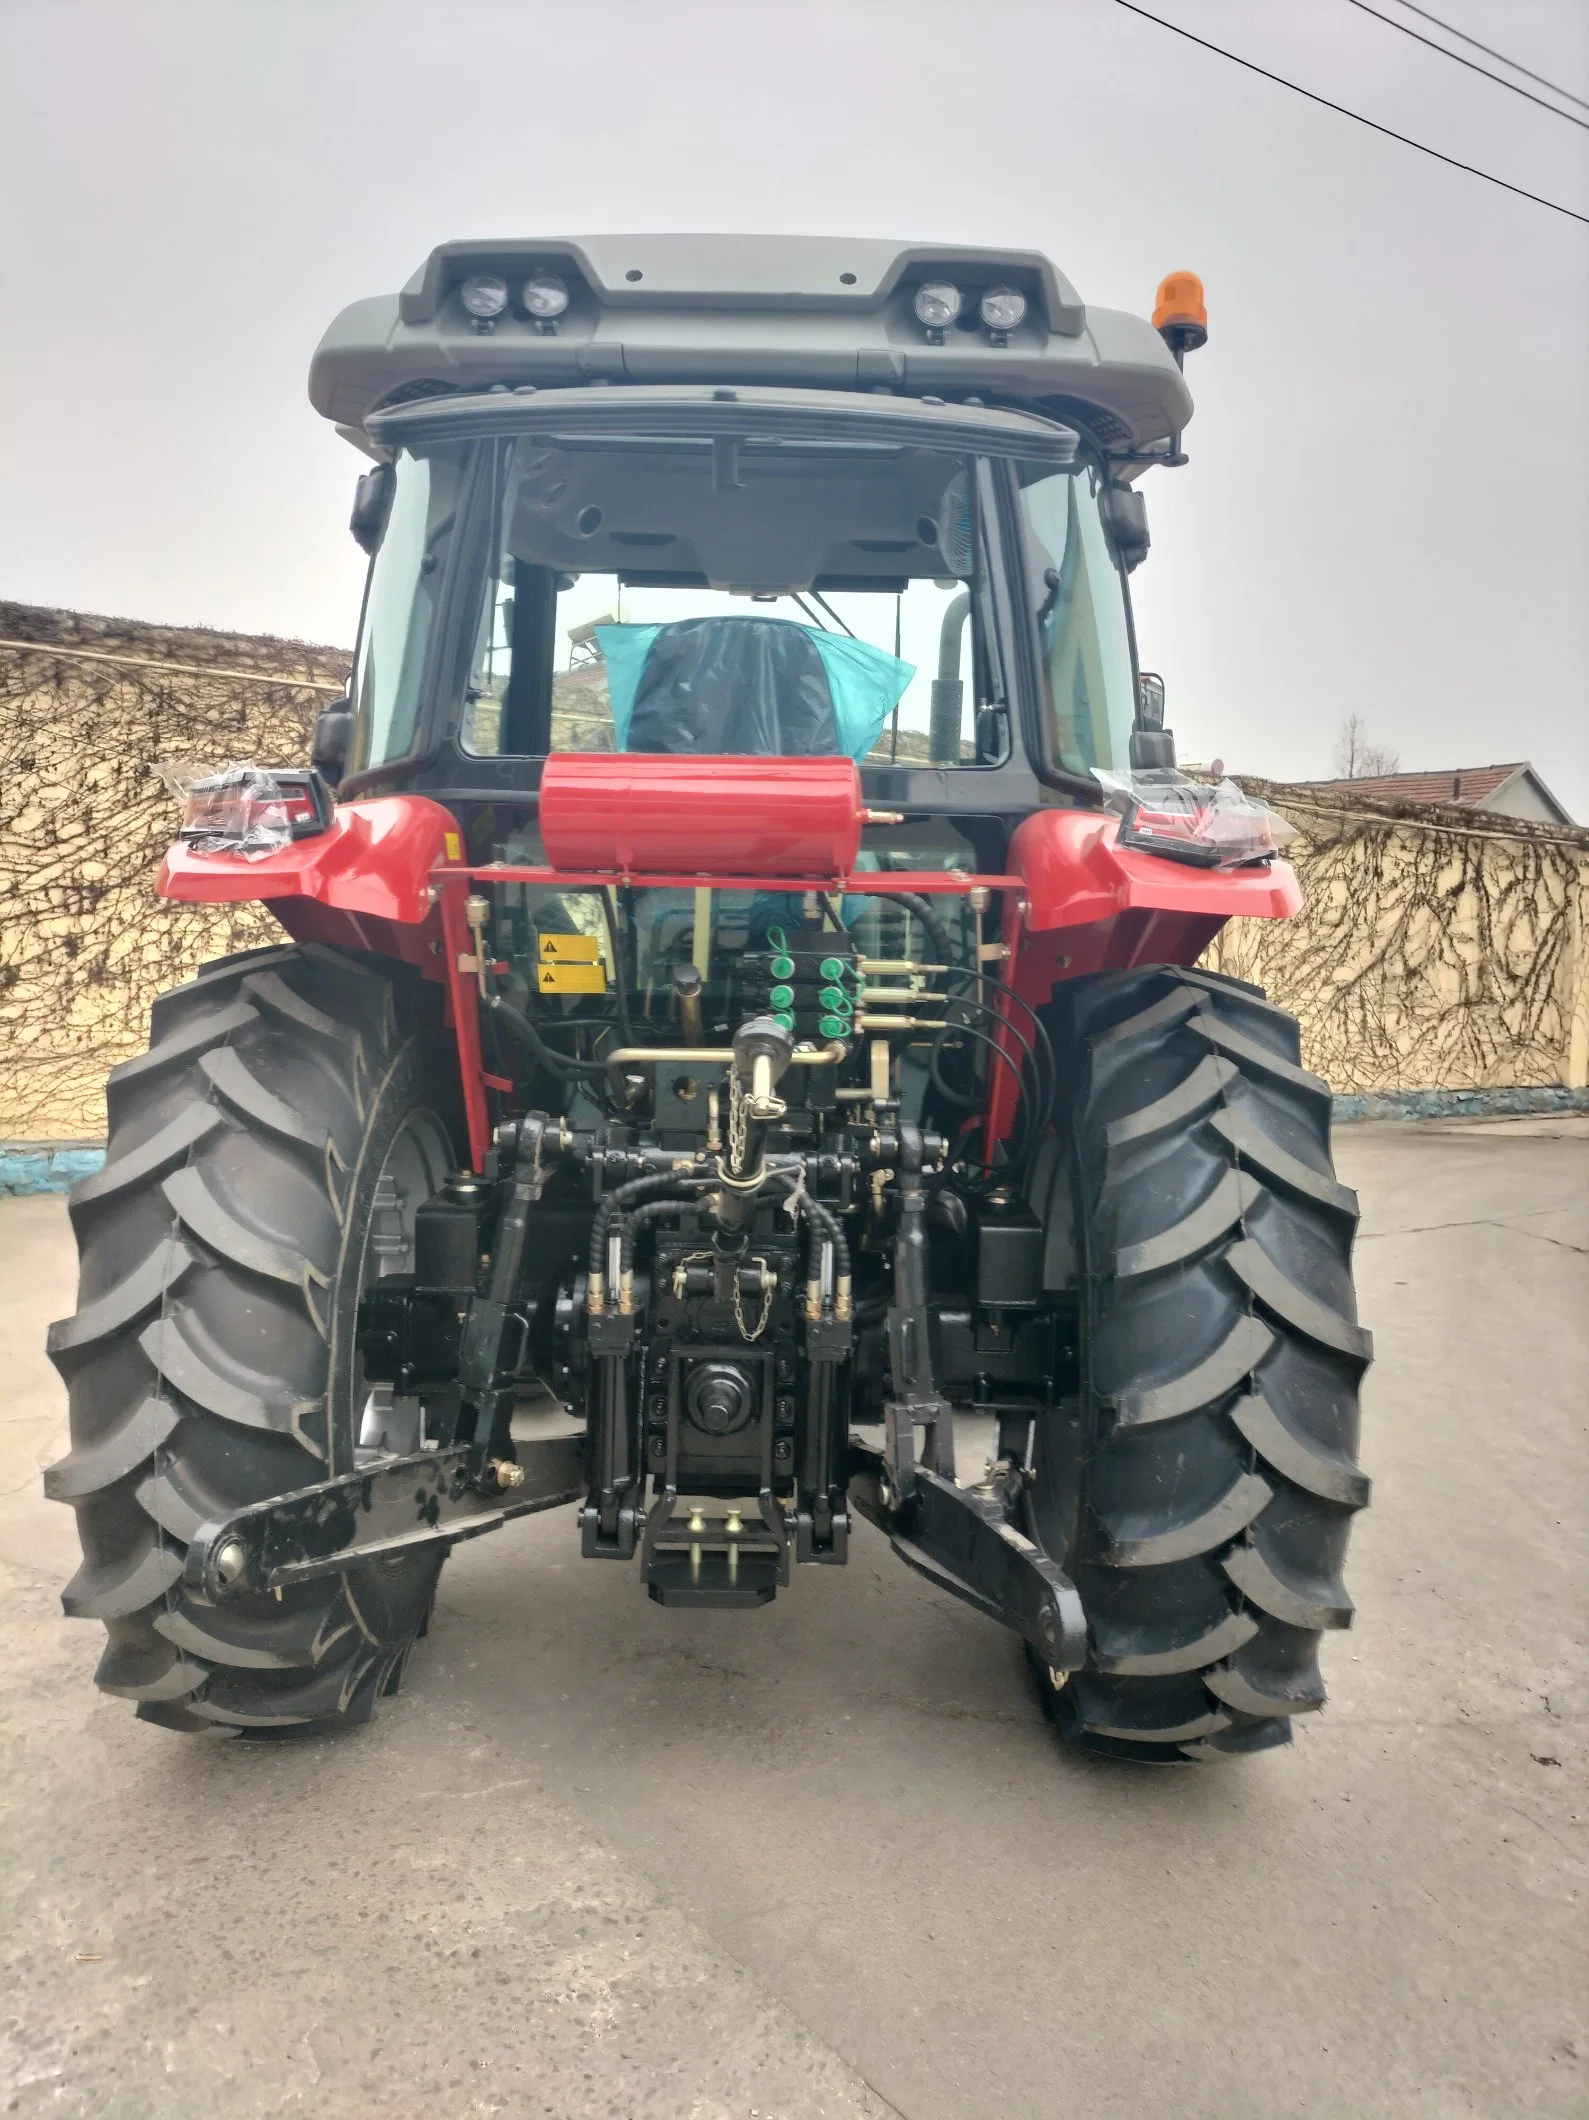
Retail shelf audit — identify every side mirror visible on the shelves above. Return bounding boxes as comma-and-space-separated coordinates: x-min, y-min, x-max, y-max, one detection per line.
349, 462, 395, 555
311, 699, 354, 785
1129, 671, 1176, 770
1099, 483, 1150, 571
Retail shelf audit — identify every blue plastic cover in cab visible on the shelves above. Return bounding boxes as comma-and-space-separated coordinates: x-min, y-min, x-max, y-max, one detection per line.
595, 616, 913, 761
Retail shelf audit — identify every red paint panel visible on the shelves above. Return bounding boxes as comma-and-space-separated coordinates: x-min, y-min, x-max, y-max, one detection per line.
984, 817, 1300, 1152
437, 876, 492, 1169
538, 753, 863, 878
159, 794, 460, 924
272, 898, 446, 978
1009, 808, 1301, 931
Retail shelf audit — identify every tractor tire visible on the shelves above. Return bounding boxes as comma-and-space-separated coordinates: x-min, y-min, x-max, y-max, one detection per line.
46, 941, 463, 1734
1027, 965, 1371, 1762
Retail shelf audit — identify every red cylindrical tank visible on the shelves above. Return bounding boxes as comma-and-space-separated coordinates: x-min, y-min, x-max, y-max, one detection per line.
538, 754, 863, 877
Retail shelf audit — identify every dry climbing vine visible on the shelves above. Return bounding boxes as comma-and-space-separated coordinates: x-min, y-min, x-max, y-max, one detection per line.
1205, 783, 1588, 1093
0, 604, 349, 1138
4, 603, 1585, 1134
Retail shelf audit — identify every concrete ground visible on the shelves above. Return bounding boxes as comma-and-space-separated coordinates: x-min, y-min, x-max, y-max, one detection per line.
1, 1117, 1585, 2120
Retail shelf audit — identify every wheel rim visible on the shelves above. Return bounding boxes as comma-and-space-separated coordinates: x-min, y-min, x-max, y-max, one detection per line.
354, 1108, 456, 1459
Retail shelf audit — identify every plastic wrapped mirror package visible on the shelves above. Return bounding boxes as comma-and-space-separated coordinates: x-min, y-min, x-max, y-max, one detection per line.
1093, 767, 1296, 869
155, 762, 330, 859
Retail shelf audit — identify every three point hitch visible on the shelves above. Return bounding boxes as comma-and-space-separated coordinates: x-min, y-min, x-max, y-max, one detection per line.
181, 1109, 1088, 1676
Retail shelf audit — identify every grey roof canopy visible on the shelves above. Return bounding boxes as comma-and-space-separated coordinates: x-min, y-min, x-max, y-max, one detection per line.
311, 234, 1193, 458
366, 383, 1081, 464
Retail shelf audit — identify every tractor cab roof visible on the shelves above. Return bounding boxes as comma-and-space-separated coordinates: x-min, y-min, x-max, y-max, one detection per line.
310, 234, 1192, 466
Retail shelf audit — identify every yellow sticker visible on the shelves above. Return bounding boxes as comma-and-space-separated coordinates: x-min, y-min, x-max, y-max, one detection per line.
538, 931, 601, 962
537, 961, 607, 994
443, 831, 463, 862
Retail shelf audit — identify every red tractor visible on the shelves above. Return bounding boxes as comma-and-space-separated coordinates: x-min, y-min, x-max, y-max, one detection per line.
48, 239, 1369, 1760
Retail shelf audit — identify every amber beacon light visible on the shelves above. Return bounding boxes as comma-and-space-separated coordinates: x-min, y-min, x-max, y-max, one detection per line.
1152, 270, 1208, 366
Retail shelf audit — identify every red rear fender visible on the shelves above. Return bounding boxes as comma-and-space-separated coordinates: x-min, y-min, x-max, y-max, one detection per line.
158, 794, 461, 925
1004, 806, 1300, 1015
1009, 808, 1300, 935
160, 793, 489, 1160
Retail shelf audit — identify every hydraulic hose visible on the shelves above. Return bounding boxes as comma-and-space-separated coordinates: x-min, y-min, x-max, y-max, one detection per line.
931, 978, 1051, 1117
617, 1190, 714, 1277
886, 889, 956, 975
943, 967, 1055, 1083
589, 1169, 711, 1282
925, 1002, 1044, 1193
487, 994, 610, 1081
800, 1196, 850, 1294
927, 1012, 1032, 1118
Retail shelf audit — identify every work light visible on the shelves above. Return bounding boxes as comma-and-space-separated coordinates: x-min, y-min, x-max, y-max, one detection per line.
522, 273, 570, 320
460, 273, 510, 319
913, 281, 962, 330
979, 286, 1027, 333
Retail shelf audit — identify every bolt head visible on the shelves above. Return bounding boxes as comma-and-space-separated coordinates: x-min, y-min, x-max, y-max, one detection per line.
213, 1537, 249, 1591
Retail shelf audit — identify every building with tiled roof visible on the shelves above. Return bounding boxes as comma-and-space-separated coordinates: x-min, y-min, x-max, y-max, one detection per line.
1292, 763, 1574, 827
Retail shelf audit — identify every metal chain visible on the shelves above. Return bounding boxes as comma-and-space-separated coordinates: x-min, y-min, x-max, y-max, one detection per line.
733, 1256, 775, 1342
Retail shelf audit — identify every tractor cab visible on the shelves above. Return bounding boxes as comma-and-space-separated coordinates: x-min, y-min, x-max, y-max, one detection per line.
309, 238, 1192, 839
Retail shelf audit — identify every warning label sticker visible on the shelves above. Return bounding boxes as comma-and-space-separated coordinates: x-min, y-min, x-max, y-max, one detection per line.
536, 961, 607, 994
537, 931, 602, 963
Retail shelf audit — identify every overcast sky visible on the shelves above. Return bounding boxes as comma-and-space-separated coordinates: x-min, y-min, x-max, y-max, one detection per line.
2, 0, 1585, 810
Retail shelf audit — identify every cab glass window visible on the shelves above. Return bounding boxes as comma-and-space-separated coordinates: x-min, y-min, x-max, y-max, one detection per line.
1018, 461, 1136, 776
456, 435, 1002, 766
348, 442, 467, 774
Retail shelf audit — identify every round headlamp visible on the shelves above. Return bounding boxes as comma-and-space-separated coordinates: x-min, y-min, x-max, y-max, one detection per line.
913, 281, 962, 330
522, 273, 570, 320
460, 273, 509, 319
979, 285, 1027, 333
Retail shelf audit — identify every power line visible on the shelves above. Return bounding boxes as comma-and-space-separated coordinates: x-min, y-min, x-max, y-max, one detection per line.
1344, 0, 1589, 129
1113, 1, 1589, 226
1389, 0, 1589, 114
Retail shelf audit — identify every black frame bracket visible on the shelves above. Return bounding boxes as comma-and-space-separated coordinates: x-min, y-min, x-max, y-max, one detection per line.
183, 1433, 586, 1604
849, 1443, 1087, 1670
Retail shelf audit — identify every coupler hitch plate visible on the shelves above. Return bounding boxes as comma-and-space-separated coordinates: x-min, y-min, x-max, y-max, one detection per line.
849, 1445, 1088, 1671
183, 1436, 585, 1604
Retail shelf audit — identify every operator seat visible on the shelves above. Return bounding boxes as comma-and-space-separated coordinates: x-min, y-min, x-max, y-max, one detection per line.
626, 616, 841, 756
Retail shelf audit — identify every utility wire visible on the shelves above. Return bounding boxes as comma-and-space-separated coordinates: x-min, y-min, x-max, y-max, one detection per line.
1344, 0, 1589, 128
1389, 0, 1589, 113
1114, 1, 1589, 226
